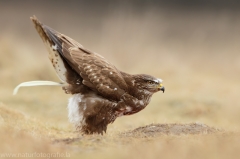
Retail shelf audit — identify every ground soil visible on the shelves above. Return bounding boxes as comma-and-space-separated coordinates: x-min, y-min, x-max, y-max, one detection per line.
122, 123, 221, 137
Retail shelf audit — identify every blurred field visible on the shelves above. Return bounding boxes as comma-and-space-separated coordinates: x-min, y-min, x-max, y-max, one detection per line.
1, 1, 240, 159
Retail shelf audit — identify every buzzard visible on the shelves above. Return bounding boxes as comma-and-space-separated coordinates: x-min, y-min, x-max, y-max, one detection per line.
14, 16, 165, 134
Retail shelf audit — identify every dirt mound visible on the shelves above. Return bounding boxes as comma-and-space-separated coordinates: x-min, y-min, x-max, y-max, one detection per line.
122, 123, 221, 137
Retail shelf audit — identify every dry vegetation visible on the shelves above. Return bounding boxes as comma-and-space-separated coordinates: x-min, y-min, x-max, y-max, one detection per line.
1, 2, 240, 159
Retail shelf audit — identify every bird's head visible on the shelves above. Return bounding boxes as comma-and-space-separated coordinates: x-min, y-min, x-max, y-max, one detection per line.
133, 74, 165, 94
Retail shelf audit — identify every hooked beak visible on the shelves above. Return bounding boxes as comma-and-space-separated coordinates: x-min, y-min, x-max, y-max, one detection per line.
158, 83, 165, 93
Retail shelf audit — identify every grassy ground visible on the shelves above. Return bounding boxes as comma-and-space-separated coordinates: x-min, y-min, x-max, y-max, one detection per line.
1, 2, 240, 159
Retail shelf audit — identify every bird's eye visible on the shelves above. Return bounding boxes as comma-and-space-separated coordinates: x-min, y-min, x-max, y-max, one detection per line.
147, 81, 155, 85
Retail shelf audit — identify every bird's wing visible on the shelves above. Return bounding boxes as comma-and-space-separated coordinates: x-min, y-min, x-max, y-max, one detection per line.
31, 16, 128, 101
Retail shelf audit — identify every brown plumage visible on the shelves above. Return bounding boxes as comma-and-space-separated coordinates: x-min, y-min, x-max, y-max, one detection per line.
30, 16, 165, 134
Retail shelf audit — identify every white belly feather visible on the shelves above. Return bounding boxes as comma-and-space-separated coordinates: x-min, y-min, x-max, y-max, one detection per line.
68, 94, 86, 127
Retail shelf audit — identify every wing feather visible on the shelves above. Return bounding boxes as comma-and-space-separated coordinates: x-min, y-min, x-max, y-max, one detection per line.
70, 48, 128, 100
40, 22, 128, 101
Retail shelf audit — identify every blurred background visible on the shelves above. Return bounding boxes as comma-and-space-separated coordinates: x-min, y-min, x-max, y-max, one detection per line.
0, 0, 240, 136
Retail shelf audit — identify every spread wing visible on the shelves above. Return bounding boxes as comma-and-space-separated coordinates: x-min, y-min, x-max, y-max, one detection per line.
31, 16, 128, 101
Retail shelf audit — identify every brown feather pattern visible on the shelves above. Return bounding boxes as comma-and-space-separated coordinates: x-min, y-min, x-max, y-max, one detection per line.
30, 16, 164, 134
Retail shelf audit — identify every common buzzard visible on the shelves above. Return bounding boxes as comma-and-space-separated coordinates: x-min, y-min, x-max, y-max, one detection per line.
14, 16, 165, 134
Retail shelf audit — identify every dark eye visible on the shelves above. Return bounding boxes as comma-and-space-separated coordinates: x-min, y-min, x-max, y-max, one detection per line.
147, 81, 155, 85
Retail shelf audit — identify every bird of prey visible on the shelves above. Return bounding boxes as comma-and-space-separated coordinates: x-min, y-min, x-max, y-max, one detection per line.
14, 16, 165, 134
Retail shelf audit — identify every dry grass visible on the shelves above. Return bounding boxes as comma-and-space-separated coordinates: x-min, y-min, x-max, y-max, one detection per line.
1, 2, 240, 159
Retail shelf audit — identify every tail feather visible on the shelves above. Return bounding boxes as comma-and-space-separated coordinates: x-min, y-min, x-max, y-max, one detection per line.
30, 16, 68, 82
30, 15, 54, 45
